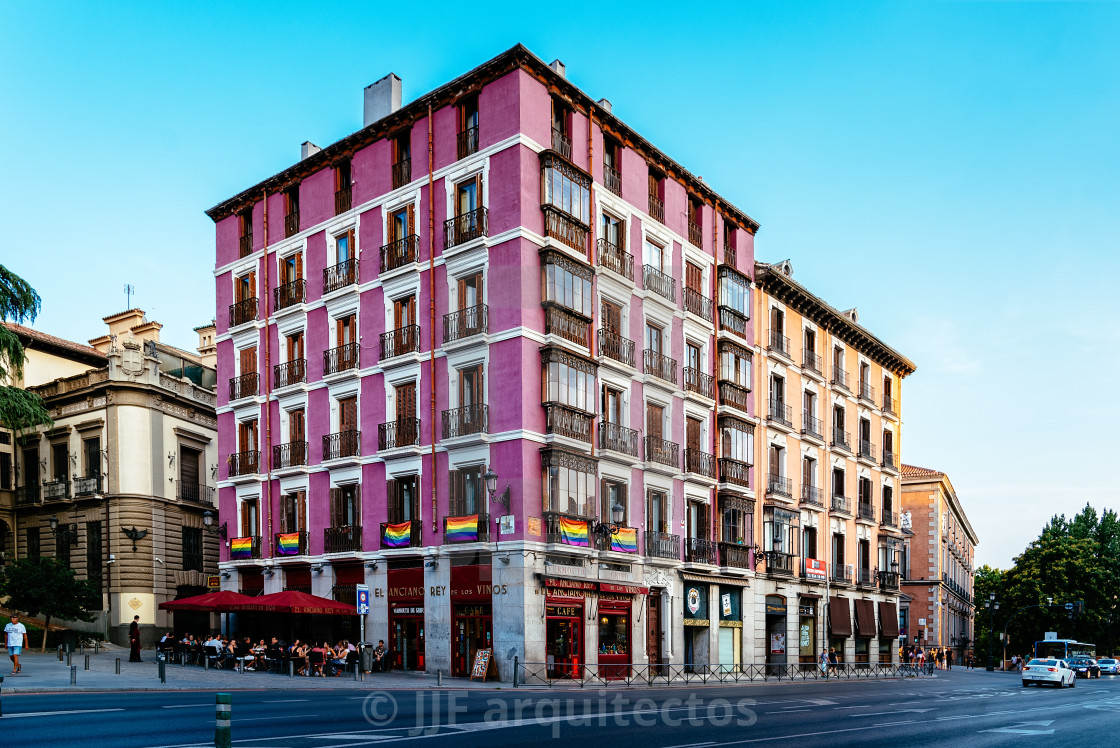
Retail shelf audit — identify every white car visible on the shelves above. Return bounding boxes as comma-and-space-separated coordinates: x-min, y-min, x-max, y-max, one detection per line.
1022, 658, 1076, 687
1097, 658, 1119, 675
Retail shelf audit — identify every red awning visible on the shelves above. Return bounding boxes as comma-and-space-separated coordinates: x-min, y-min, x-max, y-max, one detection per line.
234, 590, 356, 615
158, 590, 258, 612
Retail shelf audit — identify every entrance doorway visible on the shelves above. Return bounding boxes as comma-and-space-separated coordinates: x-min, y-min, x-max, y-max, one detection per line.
546, 605, 582, 679
765, 594, 788, 673
451, 603, 493, 677
391, 613, 425, 671
647, 593, 663, 672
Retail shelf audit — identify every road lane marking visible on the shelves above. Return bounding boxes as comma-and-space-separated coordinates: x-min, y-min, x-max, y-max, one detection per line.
4, 708, 126, 718
980, 720, 1055, 735
162, 704, 212, 709
264, 699, 311, 703
850, 708, 932, 717
236, 714, 317, 722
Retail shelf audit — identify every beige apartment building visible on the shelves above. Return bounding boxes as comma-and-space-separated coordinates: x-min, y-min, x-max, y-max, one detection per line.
900, 464, 977, 652
751, 261, 916, 665
1, 310, 219, 646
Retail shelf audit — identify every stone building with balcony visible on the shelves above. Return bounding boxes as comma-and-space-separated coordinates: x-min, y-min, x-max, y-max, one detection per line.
751, 261, 916, 666
900, 463, 977, 652
2, 310, 218, 646
207, 45, 776, 678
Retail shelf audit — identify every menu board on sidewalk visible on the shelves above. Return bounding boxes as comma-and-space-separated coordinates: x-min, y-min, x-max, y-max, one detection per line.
471, 648, 493, 681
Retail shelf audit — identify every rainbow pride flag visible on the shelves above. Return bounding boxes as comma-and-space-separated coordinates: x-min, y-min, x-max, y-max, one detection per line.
229, 537, 254, 559
383, 521, 412, 548
445, 514, 479, 542
559, 516, 589, 547
610, 527, 638, 553
276, 532, 301, 555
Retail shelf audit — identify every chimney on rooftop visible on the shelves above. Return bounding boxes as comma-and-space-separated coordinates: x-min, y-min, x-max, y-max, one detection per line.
550, 59, 566, 78
597, 98, 611, 114
301, 141, 321, 160
364, 73, 402, 127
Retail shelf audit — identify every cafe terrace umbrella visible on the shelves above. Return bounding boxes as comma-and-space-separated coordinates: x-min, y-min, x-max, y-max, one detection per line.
158, 590, 259, 612
232, 590, 356, 615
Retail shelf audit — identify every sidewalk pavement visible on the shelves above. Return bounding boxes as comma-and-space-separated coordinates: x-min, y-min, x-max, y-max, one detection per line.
1, 651, 508, 693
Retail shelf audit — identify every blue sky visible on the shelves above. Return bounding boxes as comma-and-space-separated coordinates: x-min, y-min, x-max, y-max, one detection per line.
2, 2, 1117, 568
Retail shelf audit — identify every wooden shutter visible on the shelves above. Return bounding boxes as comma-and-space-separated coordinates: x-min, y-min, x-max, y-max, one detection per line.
396, 383, 416, 422
280, 495, 291, 533
247, 271, 256, 301
240, 346, 256, 374
601, 300, 621, 333
289, 409, 305, 441
180, 447, 200, 485
802, 457, 813, 489
450, 471, 463, 516
769, 445, 780, 479
339, 397, 357, 433
296, 491, 306, 532
686, 263, 702, 293
686, 417, 702, 451
646, 403, 663, 440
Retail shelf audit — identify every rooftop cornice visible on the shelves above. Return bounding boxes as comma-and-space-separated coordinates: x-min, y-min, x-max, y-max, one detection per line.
205, 44, 761, 235
754, 262, 917, 378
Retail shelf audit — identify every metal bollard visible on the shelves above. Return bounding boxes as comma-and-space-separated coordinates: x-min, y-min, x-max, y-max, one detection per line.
85, 654, 90, 671
1, 674, 4, 717
289, 660, 294, 677
437, 669, 442, 687
204, 654, 209, 671
158, 659, 166, 683
513, 656, 519, 688
95, 640, 100, 654
116, 657, 121, 674
354, 662, 360, 681
70, 665, 77, 686
58, 645, 63, 662
215, 693, 232, 748
66, 651, 72, 667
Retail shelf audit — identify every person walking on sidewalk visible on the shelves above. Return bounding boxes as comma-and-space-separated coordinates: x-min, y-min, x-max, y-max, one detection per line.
819, 648, 829, 678
4, 613, 29, 674
128, 615, 143, 662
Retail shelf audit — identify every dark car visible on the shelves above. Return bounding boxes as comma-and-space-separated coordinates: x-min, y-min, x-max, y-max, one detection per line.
1068, 657, 1101, 678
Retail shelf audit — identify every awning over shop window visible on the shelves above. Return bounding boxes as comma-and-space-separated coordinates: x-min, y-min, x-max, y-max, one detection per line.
854, 599, 876, 637
828, 596, 852, 637
879, 601, 900, 638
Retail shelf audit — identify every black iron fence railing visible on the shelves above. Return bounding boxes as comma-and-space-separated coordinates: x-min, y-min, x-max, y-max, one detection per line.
229, 297, 258, 327
323, 259, 359, 294
177, 481, 214, 505
229, 372, 259, 400
378, 419, 419, 450
274, 279, 306, 310
718, 458, 750, 488
684, 448, 717, 478
643, 264, 675, 302
444, 304, 488, 343
323, 430, 360, 460
380, 325, 421, 359
273, 441, 308, 469
229, 451, 260, 477
444, 207, 488, 248
442, 404, 488, 439
644, 436, 679, 468
599, 422, 640, 458
274, 358, 306, 388
324, 343, 359, 374
380, 234, 419, 273
597, 238, 633, 281
645, 531, 680, 560
683, 367, 714, 398
325, 525, 363, 553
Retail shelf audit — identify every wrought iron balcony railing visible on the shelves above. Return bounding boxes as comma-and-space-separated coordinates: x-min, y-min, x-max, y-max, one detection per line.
392, 158, 411, 189
685, 536, 717, 564
325, 525, 363, 553
273, 441, 308, 469
543, 403, 593, 442
444, 304, 488, 343
177, 481, 214, 505
688, 219, 703, 247
604, 163, 622, 196
832, 366, 850, 391
322, 430, 360, 460
648, 191, 664, 223
643, 264, 675, 302
718, 381, 751, 412
457, 126, 479, 159
544, 511, 596, 546
832, 564, 853, 584
229, 297, 258, 327
883, 397, 899, 416
769, 399, 793, 428
645, 531, 680, 560
882, 451, 898, 471
859, 381, 876, 403
718, 458, 751, 488
324, 343, 359, 375
274, 358, 306, 388
858, 439, 877, 461
542, 205, 589, 251
880, 509, 898, 528
857, 502, 875, 521
684, 448, 717, 478
380, 325, 421, 359
857, 567, 875, 587
551, 128, 572, 159
768, 331, 791, 358
830, 494, 850, 514
335, 186, 352, 215
442, 404, 488, 439
238, 232, 253, 258
801, 413, 823, 440
597, 238, 633, 280
323, 258, 359, 294
644, 436, 679, 468
719, 542, 752, 569
878, 570, 901, 591
544, 306, 590, 348
683, 288, 713, 321
802, 348, 822, 374
767, 476, 793, 498
284, 210, 300, 238
766, 551, 796, 577
683, 367, 714, 398
74, 474, 102, 496
444, 513, 491, 543
832, 428, 851, 452
15, 485, 40, 505
229, 372, 258, 401
276, 530, 308, 556
644, 349, 677, 384
801, 484, 824, 507
598, 328, 636, 367
444, 207, 488, 248
599, 422, 640, 458
380, 234, 419, 273
378, 419, 419, 450
232, 535, 263, 559
274, 279, 306, 310
229, 451, 260, 477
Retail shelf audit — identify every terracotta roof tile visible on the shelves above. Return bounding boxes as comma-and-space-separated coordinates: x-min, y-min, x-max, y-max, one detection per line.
901, 463, 945, 480
2, 322, 107, 360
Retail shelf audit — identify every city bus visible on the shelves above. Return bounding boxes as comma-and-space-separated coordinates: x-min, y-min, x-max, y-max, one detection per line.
1035, 639, 1096, 660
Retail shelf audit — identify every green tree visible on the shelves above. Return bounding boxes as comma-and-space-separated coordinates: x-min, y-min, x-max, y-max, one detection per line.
973, 564, 1005, 666
0, 556, 100, 651
0, 263, 52, 433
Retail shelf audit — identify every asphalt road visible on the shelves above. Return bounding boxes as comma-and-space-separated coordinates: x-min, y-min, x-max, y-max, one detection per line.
5, 670, 1120, 747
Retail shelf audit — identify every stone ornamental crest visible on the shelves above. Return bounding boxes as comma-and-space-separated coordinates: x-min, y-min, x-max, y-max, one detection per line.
121, 341, 144, 378
127, 597, 143, 611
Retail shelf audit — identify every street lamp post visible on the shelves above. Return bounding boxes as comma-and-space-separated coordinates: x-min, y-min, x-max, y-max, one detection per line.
985, 594, 999, 671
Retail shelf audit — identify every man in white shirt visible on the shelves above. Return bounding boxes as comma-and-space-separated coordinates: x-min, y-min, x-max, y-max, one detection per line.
5, 613, 29, 674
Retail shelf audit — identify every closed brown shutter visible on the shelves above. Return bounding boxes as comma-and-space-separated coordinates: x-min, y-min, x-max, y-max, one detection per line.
601, 300, 621, 333
339, 397, 357, 433
240, 346, 256, 374
686, 263, 702, 293
396, 383, 416, 422
828, 596, 852, 637
289, 409, 305, 441
646, 403, 663, 440
686, 417, 702, 451
878, 601, 900, 638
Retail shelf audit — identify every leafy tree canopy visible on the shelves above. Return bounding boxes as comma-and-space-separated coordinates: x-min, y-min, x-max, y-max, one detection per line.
0, 556, 100, 651
0, 263, 51, 433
